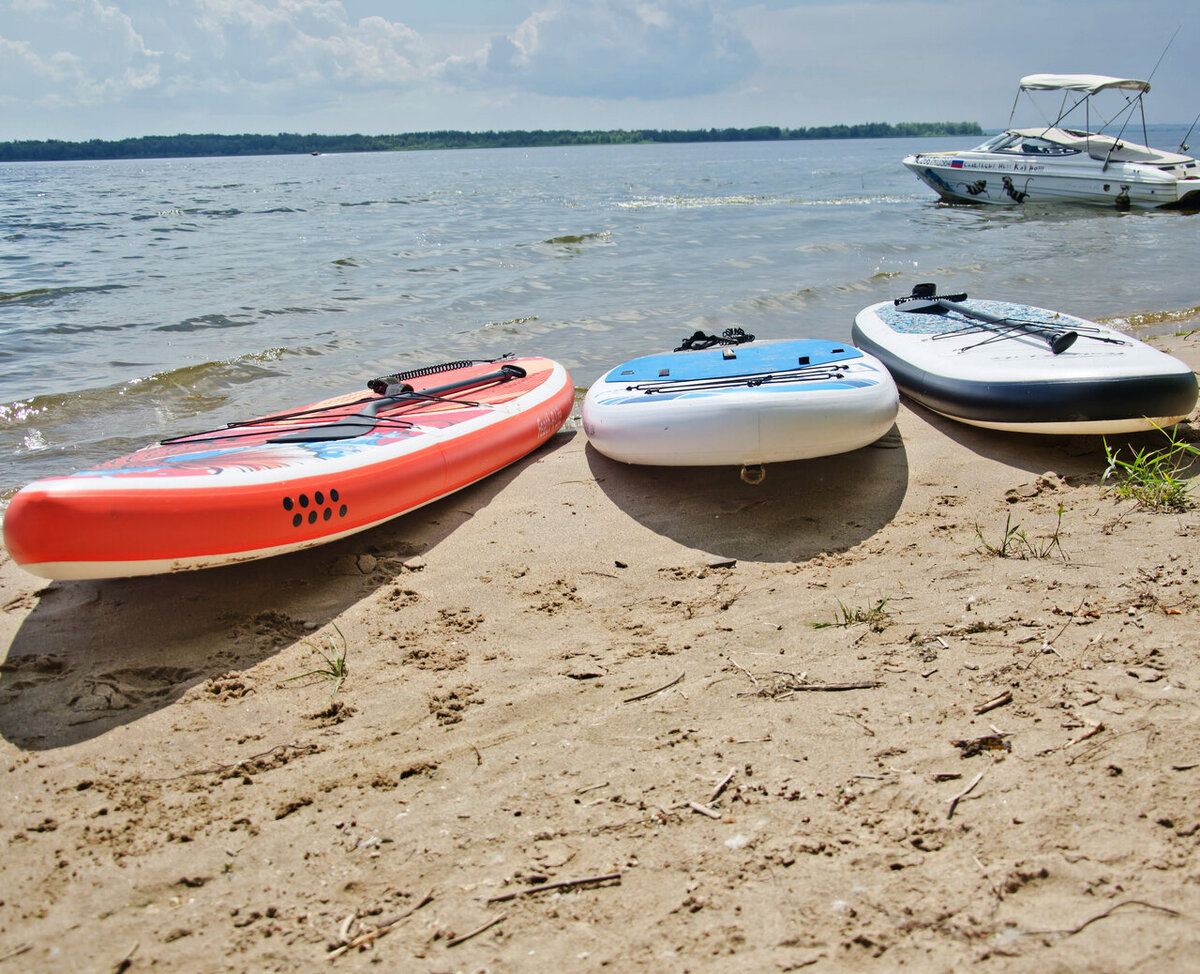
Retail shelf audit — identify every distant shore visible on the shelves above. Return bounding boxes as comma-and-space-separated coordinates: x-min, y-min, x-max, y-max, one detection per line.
0, 122, 982, 163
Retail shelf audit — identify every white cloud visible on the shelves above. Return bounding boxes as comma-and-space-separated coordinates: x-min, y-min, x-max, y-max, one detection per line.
1, 2, 1193, 139
0, 0, 431, 116
0, 0, 159, 109
445, 1, 758, 100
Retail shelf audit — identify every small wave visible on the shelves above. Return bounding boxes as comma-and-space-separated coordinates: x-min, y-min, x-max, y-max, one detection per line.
796, 195, 916, 207
154, 313, 256, 334
482, 315, 539, 331
543, 231, 612, 245
0, 284, 127, 306
1101, 304, 1200, 333
259, 305, 330, 317
616, 194, 771, 210
130, 207, 242, 222
2, 349, 295, 436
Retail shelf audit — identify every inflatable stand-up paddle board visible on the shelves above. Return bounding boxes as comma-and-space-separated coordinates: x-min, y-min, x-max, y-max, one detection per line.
853, 284, 1198, 434
3, 356, 574, 579
582, 329, 898, 480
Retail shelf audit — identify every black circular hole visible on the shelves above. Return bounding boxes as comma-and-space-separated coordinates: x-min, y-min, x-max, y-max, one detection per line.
292, 514, 302, 527
330, 488, 340, 502
314, 491, 324, 505
283, 496, 294, 511
308, 510, 318, 524
298, 494, 309, 508
323, 508, 332, 521
339, 505, 348, 517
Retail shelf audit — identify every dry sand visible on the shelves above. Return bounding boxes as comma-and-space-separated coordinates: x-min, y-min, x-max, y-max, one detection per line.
2, 333, 1199, 973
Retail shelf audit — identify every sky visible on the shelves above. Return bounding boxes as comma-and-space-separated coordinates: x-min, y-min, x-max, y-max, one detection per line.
1, 0, 1197, 141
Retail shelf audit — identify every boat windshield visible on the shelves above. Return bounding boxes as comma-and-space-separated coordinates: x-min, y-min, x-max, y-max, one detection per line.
973, 133, 1016, 151
972, 132, 1079, 156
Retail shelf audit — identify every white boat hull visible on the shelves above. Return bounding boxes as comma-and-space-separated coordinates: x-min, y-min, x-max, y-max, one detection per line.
904, 152, 1200, 209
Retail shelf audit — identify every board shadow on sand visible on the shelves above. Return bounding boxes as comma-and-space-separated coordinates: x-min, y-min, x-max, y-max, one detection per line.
900, 397, 1197, 484
0, 436, 572, 751
584, 426, 908, 563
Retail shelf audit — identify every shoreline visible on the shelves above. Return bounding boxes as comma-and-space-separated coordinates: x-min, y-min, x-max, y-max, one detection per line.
1, 331, 1198, 970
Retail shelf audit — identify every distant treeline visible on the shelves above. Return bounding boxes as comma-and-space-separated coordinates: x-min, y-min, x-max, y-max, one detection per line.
0, 122, 982, 162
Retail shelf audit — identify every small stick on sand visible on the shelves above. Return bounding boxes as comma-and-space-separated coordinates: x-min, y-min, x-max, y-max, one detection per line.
974, 690, 1012, 715
1029, 898, 1186, 937
624, 673, 684, 703
947, 770, 986, 820
327, 891, 434, 960
1064, 722, 1104, 749
780, 680, 883, 692
710, 768, 737, 803
445, 914, 506, 948
724, 655, 760, 689
486, 872, 622, 904
113, 943, 139, 974
0, 945, 32, 964
688, 800, 722, 819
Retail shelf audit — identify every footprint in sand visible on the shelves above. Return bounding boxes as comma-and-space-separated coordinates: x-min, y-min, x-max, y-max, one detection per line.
0, 654, 70, 696
68, 665, 198, 714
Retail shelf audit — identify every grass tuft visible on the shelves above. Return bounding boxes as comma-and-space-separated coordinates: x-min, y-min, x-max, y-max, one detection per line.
1102, 424, 1199, 512
975, 504, 1067, 561
285, 624, 349, 694
812, 595, 892, 631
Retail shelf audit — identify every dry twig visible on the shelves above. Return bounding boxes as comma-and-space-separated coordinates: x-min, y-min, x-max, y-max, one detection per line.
327, 891, 434, 960
710, 768, 737, 803
724, 655, 760, 689
486, 872, 621, 904
1028, 899, 1186, 937
974, 690, 1012, 715
623, 673, 684, 703
445, 914, 506, 948
946, 770, 986, 820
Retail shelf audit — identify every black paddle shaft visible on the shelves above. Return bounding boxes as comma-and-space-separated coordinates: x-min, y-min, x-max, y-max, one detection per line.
935, 298, 1077, 355
895, 284, 1077, 355
268, 363, 528, 443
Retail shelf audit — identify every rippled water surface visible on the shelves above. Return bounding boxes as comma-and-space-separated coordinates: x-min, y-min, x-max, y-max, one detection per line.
2, 135, 1198, 497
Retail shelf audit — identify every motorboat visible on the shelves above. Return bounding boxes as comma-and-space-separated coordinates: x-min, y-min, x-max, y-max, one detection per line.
903, 74, 1200, 210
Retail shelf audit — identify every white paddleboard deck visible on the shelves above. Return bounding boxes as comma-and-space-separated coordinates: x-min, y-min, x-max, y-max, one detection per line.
853, 292, 1197, 433
582, 338, 898, 466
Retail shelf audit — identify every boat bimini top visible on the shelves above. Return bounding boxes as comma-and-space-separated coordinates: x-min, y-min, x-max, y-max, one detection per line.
1004, 72, 1193, 169
1017, 74, 1151, 95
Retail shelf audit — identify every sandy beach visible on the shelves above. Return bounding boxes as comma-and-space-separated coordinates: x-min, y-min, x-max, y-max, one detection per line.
2, 331, 1199, 972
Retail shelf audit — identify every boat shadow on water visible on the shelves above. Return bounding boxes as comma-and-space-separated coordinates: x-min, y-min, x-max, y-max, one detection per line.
0, 450, 542, 751
584, 425, 908, 564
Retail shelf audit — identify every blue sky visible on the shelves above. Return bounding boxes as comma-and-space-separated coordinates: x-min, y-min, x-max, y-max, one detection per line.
2, 1, 1196, 141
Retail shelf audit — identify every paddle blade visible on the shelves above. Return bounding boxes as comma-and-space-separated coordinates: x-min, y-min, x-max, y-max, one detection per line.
268, 418, 382, 443
1048, 331, 1078, 355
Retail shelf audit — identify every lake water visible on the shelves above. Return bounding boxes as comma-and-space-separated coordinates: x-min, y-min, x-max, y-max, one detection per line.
2, 133, 1198, 500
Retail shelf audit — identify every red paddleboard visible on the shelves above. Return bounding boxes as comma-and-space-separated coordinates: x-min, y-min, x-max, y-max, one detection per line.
3, 356, 573, 579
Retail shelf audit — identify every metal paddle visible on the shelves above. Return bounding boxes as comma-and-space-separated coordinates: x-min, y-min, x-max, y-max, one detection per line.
895, 283, 1078, 354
